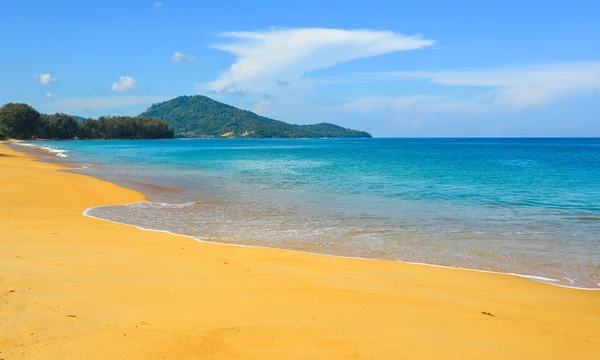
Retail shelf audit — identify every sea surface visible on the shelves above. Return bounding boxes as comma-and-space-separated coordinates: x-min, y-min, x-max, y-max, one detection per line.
19, 138, 600, 288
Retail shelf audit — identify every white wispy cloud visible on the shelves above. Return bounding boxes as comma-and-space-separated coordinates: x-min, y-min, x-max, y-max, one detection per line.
204, 28, 435, 93
154, 2, 163, 9
36, 73, 57, 85
171, 51, 197, 62
111, 76, 138, 92
361, 62, 600, 107
343, 95, 486, 114
339, 62, 600, 118
45, 96, 170, 113
343, 96, 422, 111
45, 92, 58, 98
253, 99, 269, 115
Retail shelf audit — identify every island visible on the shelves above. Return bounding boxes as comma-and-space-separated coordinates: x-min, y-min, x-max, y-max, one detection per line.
141, 95, 372, 138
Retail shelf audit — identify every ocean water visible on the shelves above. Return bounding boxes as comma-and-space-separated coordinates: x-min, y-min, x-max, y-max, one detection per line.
21, 138, 600, 288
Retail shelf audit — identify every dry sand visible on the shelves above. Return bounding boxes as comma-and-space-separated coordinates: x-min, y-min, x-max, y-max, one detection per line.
1, 142, 599, 359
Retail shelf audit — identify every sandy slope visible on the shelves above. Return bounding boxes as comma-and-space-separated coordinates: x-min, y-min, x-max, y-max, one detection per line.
1, 143, 599, 360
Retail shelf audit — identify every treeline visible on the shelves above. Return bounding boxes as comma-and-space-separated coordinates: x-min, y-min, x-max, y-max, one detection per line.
0, 103, 174, 140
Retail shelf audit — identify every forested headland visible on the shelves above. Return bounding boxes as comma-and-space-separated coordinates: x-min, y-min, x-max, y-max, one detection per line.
0, 96, 372, 140
142, 95, 372, 138
0, 103, 174, 140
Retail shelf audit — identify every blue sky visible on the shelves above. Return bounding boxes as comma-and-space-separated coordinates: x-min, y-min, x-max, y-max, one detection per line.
1, 0, 599, 137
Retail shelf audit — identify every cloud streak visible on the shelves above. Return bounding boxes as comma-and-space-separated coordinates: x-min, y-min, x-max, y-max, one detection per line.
171, 51, 197, 62
343, 96, 422, 111
361, 62, 600, 107
205, 28, 435, 93
343, 95, 486, 114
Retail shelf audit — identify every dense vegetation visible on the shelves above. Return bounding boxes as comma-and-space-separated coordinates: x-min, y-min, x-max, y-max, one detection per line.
0, 103, 173, 140
0, 103, 41, 140
1, 96, 371, 140
141, 95, 372, 138
78, 116, 173, 139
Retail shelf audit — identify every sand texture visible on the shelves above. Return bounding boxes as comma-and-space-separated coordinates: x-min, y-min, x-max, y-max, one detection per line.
1, 143, 599, 359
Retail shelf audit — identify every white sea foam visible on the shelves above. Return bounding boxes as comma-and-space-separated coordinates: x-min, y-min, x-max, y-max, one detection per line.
82, 202, 600, 291
43, 147, 68, 157
15, 142, 69, 158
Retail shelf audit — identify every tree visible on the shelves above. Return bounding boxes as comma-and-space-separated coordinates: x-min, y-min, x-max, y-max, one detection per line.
0, 103, 41, 140
0, 102, 174, 140
37, 113, 80, 139
95, 116, 173, 139
50, 113, 80, 139
37, 114, 54, 139
80, 118, 102, 139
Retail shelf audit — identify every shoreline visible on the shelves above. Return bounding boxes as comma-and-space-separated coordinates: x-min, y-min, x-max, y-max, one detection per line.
7, 140, 79, 168
8, 141, 185, 198
83, 202, 599, 291
1, 141, 599, 359
14, 140, 600, 290
10, 140, 600, 290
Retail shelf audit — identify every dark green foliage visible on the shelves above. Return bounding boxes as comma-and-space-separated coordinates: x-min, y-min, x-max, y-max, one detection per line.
0, 103, 41, 140
80, 118, 102, 139
141, 95, 372, 138
39, 113, 81, 139
0, 103, 174, 140
0, 121, 6, 140
51, 115, 173, 140
294, 123, 373, 138
92, 116, 174, 139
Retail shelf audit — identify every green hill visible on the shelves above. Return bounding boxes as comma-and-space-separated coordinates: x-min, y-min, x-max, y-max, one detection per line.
140, 95, 372, 138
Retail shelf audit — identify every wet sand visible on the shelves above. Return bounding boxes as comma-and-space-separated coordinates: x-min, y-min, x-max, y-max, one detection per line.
122, 180, 184, 194
1, 142, 599, 359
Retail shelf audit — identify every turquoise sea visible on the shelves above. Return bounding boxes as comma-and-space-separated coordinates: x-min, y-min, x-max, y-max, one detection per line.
20, 138, 600, 288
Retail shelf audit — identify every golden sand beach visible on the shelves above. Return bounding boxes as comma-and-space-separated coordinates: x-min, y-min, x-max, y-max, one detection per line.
1, 142, 599, 359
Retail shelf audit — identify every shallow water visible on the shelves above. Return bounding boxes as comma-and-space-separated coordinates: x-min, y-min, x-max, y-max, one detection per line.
20, 138, 600, 288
